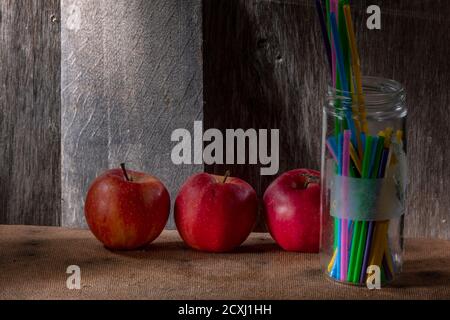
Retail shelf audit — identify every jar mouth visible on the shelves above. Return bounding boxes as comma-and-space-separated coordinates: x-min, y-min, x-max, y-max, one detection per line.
326, 76, 407, 119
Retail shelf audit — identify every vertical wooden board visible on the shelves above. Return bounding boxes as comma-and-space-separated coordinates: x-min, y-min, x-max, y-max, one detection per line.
349, 0, 450, 239
0, 0, 61, 226
61, 0, 203, 228
203, 0, 450, 238
203, 0, 328, 229
61, 0, 109, 228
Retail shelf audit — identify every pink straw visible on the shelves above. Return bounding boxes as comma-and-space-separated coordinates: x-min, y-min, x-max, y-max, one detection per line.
340, 130, 351, 281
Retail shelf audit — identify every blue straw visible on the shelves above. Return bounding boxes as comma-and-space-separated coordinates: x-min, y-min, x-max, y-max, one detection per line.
330, 13, 349, 92
337, 133, 343, 174
327, 136, 339, 162
361, 133, 366, 151
315, 0, 332, 74
332, 219, 342, 278
378, 149, 389, 177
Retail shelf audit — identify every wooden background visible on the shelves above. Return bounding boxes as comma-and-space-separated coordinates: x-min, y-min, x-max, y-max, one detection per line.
0, 0, 61, 226
1, 0, 449, 239
60, 0, 203, 228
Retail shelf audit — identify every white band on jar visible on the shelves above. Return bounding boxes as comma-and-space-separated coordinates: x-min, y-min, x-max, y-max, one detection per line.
328, 165, 405, 221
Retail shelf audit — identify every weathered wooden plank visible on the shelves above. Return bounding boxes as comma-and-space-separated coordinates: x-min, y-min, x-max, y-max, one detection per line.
2, 0, 448, 240
61, 0, 203, 228
0, 0, 61, 226
345, 0, 450, 240
203, 0, 450, 239
203, 0, 331, 230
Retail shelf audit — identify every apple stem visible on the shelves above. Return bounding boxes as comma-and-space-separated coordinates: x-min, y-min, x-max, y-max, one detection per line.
120, 163, 132, 182
222, 170, 231, 184
301, 174, 319, 188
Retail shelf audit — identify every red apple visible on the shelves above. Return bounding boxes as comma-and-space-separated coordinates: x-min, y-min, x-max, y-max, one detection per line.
263, 169, 320, 253
85, 164, 170, 250
175, 172, 258, 253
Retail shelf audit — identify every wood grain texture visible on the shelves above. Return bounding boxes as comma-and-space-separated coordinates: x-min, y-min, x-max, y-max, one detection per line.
2, 0, 448, 239
203, 0, 450, 238
203, 0, 325, 230
61, 0, 203, 228
336, 0, 450, 240
0, 0, 61, 226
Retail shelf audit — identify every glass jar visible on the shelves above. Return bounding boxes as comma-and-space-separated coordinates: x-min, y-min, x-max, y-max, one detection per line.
320, 76, 407, 286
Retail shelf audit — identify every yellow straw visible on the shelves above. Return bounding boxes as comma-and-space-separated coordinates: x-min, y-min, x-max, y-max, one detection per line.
344, 5, 368, 134
384, 127, 394, 148
369, 221, 389, 267
350, 71, 361, 132
328, 249, 338, 273
349, 142, 362, 175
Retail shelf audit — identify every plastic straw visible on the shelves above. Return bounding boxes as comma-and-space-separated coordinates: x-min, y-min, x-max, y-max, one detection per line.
349, 142, 362, 175
338, 0, 351, 89
326, 137, 339, 163
347, 220, 361, 281
336, 0, 363, 164
348, 135, 373, 282
371, 134, 386, 178
359, 134, 387, 283
378, 149, 389, 178
332, 219, 341, 278
343, 5, 368, 134
340, 130, 351, 280
342, 131, 351, 176
330, 0, 338, 87
330, 13, 348, 92
328, 248, 338, 273
368, 137, 379, 178
352, 221, 368, 282
330, 13, 356, 144
337, 132, 343, 174
359, 221, 375, 283
342, 4, 366, 175
330, 13, 358, 147
369, 221, 389, 267
315, 0, 332, 73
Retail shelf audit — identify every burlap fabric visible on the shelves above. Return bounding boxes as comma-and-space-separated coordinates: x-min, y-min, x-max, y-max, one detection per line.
1, 225, 449, 300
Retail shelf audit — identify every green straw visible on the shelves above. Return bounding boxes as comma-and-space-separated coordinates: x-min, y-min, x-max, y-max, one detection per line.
352, 221, 368, 282
325, 0, 342, 145
381, 264, 387, 283
327, 0, 342, 277
333, 217, 339, 249
349, 162, 357, 177
347, 219, 362, 280
338, 0, 352, 90
371, 136, 385, 178
348, 135, 374, 282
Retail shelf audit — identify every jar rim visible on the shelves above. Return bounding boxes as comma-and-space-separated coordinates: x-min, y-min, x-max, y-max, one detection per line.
325, 76, 407, 119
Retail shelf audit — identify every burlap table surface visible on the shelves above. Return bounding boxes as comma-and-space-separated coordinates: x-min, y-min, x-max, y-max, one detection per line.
1, 225, 449, 300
